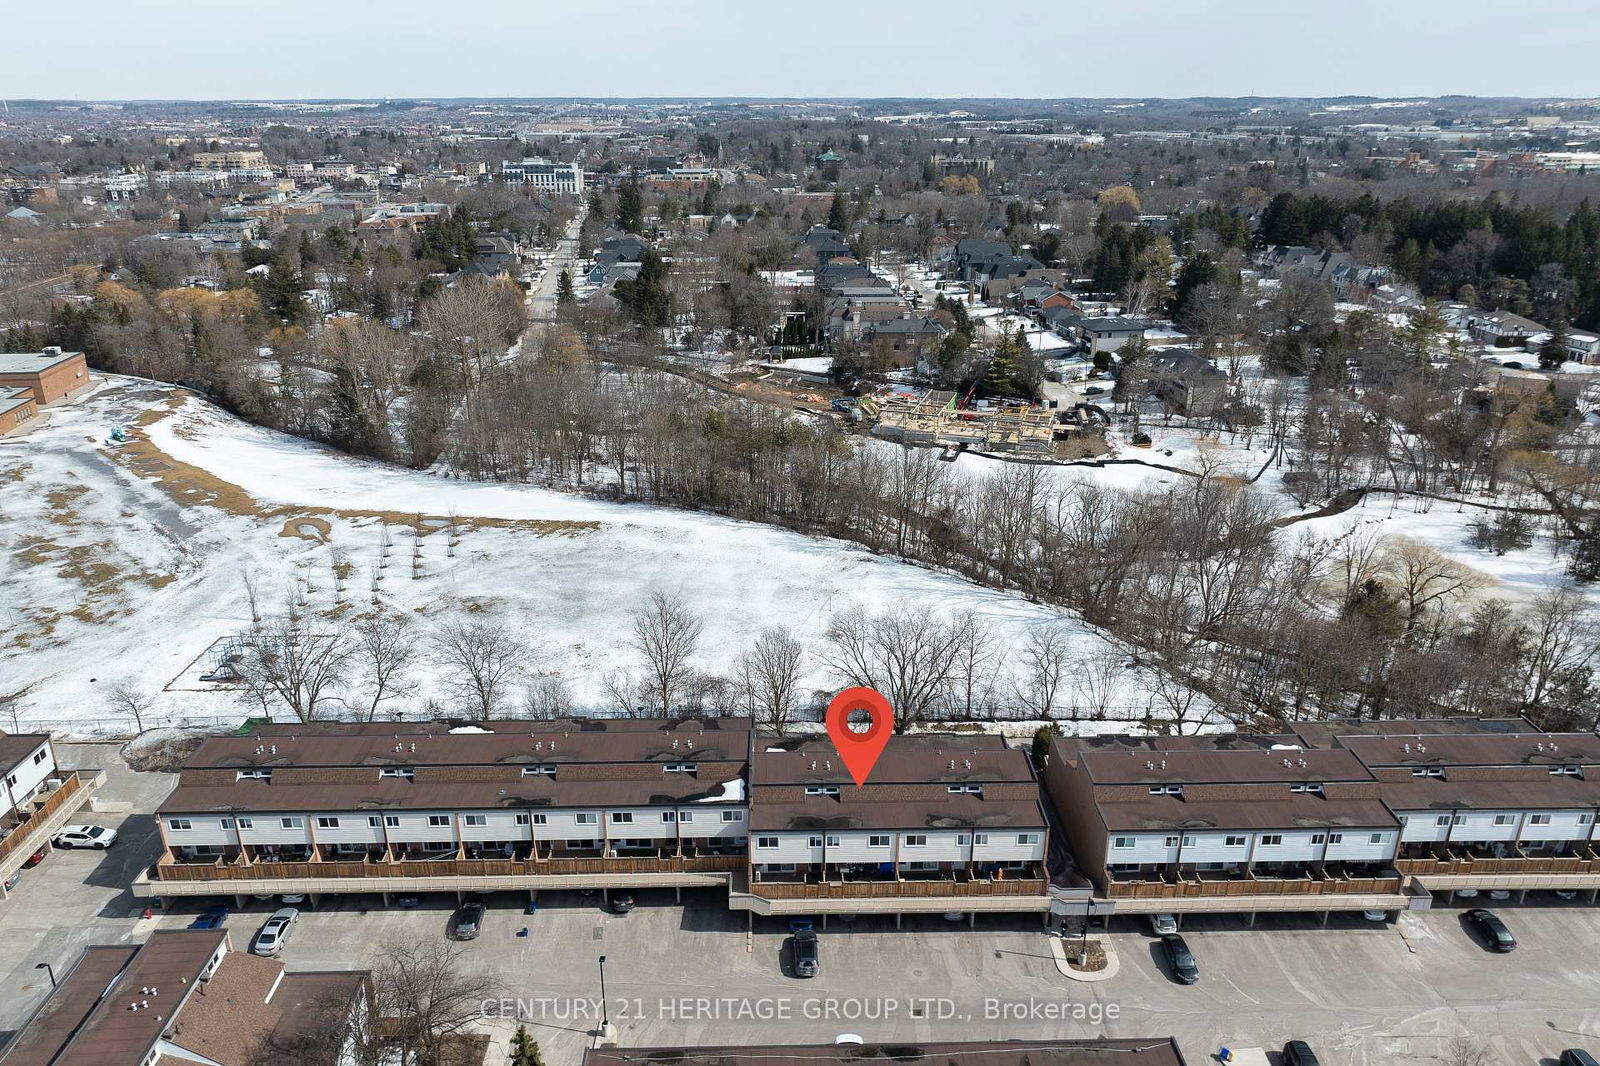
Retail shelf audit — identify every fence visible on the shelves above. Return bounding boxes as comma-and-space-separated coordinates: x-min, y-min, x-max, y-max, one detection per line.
0, 772, 84, 861
1106, 875, 1402, 900
753, 877, 1047, 900
152, 852, 743, 883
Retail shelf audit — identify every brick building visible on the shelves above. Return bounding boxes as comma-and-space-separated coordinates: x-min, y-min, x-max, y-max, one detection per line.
0, 349, 92, 432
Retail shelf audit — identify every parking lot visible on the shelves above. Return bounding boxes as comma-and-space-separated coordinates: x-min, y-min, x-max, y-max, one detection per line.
4, 749, 1600, 1065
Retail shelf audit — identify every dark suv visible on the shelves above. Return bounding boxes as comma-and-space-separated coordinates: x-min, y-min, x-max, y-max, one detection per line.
451, 898, 486, 940
1283, 1041, 1321, 1066
792, 929, 819, 978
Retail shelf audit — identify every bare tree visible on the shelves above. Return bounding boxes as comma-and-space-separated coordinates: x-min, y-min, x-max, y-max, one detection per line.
821, 603, 969, 731
369, 940, 500, 1066
353, 612, 418, 721
1014, 623, 1074, 720
1386, 540, 1484, 639
735, 626, 805, 735
521, 675, 574, 719
236, 604, 353, 722
943, 611, 1000, 720
431, 618, 524, 718
1073, 647, 1124, 722
629, 591, 703, 714
105, 681, 156, 733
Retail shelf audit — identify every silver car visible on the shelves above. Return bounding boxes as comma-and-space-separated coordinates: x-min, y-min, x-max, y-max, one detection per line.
250, 907, 299, 957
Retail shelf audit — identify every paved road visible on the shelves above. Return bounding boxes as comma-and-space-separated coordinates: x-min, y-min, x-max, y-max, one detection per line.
527, 209, 585, 326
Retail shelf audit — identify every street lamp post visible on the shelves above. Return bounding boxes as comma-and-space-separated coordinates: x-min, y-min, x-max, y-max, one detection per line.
597, 954, 611, 1037
35, 962, 56, 989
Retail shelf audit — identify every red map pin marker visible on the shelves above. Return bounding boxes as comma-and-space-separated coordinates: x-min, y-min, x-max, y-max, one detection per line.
825, 687, 894, 787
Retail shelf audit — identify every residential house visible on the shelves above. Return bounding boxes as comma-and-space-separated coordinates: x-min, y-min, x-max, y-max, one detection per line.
865, 315, 948, 367
1466, 310, 1548, 347
1147, 348, 1227, 416
1077, 317, 1151, 354
1, 733, 100, 901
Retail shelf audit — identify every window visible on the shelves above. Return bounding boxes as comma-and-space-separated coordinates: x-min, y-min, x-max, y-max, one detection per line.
826, 835, 841, 846
1112, 836, 1136, 849
1412, 767, 1444, 778
973, 833, 988, 845
1182, 835, 1196, 846
379, 767, 414, 779
1017, 832, 1041, 845
1493, 815, 1515, 826
1259, 834, 1283, 846
515, 814, 531, 826
868, 835, 891, 847
661, 812, 676, 823
808, 835, 824, 847
1435, 815, 1452, 827
1367, 833, 1383, 845
1310, 834, 1326, 845
566, 839, 596, 849
317, 817, 339, 829
464, 814, 487, 827
664, 763, 698, 773
384, 815, 400, 828
1328, 833, 1344, 845
522, 766, 556, 777
427, 815, 450, 827
168, 818, 192, 831
32, 750, 46, 764
1452, 815, 1466, 825
677, 812, 693, 823
756, 836, 779, 849
281, 817, 303, 829
368, 816, 382, 828
805, 786, 841, 797
576, 813, 598, 825
236, 769, 272, 781
948, 784, 984, 795
1581, 815, 1593, 825
1290, 783, 1324, 794
1549, 765, 1583, 777
1147, 785, 1183, 796
1225, 835, 1246, 847
956, 834, 970, 846
610, 813, 634, 824
721, 810, 743, 822
1529, 814, 1552, 826
904, 834, 927, 847
1164, 835, 1180, 847
236, 817, 253, 830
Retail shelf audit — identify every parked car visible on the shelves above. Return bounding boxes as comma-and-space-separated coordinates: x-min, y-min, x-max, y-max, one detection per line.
608, 893, 635, 915
190, 904, 229, 930
250, 908, 299, 957
3, 871, 20, 892
1282, 1040, 1322, 1066
1559, 1050, 1599, 1066
53, 825, 117, 850
1362, 909, 1389, 923
1159, 933, 1199, 984
22, 846, 48, 868
792, 929, 820, 978
1148, 914, 1178, 936
1464, 908, 1517, 952
392, 895, 421, 909
451, 898, 487, 940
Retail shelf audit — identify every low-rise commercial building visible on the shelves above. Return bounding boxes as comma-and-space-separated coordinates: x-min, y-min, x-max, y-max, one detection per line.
500, 159, 585, 194
0, 348, 90, 407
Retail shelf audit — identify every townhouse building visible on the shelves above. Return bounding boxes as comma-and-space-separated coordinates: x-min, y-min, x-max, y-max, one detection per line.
1045, 734, 1410, 919
138, 718, 751, 906
0, 732, 103, 900
736, 734, 1050, 921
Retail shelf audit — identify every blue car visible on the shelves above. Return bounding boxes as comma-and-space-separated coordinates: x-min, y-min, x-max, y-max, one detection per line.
190, 905, 229, 930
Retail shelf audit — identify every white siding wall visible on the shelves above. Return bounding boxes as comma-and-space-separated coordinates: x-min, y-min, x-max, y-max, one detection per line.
1323, 829, 1396, 861
2, 740, 58, 818
752, 829, 1046, 866
1397, 812, 1454, 844
1519, 810, 1595, 842
164, 814, 238, 848
1104, 827, 1397, 866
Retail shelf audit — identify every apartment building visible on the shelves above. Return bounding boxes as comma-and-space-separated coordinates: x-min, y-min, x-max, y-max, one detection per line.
138, 718, 751, 905
0, 929, 368, 1066
499, 158, 585, 194
736, 734, 1050, 919
1045, 734, 1410, 918
191, 149, 269, 170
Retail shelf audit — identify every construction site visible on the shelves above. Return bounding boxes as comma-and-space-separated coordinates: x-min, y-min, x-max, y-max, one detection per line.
862, 390, 1107, 459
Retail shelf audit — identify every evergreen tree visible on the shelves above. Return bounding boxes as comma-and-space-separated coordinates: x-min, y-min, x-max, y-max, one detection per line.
556, 269, 574, 306
508, 1025, 544, 1066
826, 191, 849, 234
616, 181, 644, 234
1030, 724, 1062, 773
980, 335, 1019, 396
615, 247, 671, 329
1541, 319, 1571, 369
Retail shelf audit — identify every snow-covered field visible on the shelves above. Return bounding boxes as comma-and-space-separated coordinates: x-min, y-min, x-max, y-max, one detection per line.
0, 378, 1172, 735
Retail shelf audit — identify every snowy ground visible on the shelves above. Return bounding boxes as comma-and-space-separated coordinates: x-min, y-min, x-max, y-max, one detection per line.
0, 378, 1176, 735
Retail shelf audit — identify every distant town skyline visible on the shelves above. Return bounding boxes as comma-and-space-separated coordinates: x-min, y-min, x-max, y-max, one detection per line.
4, 0, 1598, 102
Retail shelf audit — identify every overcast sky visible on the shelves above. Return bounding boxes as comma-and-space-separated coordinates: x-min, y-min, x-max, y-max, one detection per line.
5, 0, 1598, 101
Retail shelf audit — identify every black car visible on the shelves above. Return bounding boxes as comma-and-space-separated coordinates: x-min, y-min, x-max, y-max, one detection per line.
792, 929, 819, 978
1560, 1050, 1599, 1066
1283, 1041, 1322, 1066
1464, 908, 1516, 952
608, 893, 635, 915
1159, 933, 1198, 984
450, 898, 486, 940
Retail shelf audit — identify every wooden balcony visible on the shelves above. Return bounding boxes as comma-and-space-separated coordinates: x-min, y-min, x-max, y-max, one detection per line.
0, 772, 86, 862
151, 852, 744, 883
1395, 852, 1600, 877
752, 877, 1047, 900
1106, 874, 1403, 900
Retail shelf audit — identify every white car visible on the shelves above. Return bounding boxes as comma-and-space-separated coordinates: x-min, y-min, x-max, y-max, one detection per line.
1149, 913, 1178, 936
53, 825, 118, 850
251, 907, 299, 957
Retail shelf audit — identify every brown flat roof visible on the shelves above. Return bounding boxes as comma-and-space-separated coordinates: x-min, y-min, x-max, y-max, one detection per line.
1, 930, 226, 1066
186, 717, 751, 771
0, 732, 49, 776
751, 735, 1029, 787
1339, 733, 1600, 770
1291, 717, 1532, 748
584, 1040, 1185, 1066
1081, 747, 1373, 786
1098, 795, 1400, 833
1378, 777, 1600, 812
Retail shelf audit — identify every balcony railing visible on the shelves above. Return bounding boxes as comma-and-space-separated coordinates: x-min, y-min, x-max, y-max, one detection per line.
1105, 873, 1403, 899
150, 851, 744, 882
0, 772, 84, 862
752, 877, 1047, 900
1395, 850, 1600, 877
